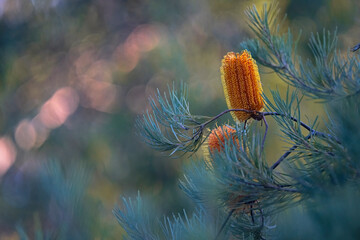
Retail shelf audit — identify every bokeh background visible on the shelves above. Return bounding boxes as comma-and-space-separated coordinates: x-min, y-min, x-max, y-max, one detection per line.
0, 0, 359, 238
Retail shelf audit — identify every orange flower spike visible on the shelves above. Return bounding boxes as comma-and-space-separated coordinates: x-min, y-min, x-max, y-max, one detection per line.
220, 51, 264, 122
208, 126, 238, 153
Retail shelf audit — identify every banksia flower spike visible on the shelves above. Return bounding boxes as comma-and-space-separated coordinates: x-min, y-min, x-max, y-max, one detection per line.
208, 126, 238, 153
220, 51, 264, 122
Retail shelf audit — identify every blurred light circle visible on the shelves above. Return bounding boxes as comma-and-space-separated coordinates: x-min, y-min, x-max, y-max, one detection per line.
80, 79, 118, 112
31, 116, 50, 148
130, 24, 161, 52
15, 119, 37, 150
114, 24, 162, 73
126, 85, 148, 114
0, 137, 17, 177
39, 87, 79, 129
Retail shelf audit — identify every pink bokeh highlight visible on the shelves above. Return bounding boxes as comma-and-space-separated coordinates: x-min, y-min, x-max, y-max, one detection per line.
38, 87, 79, 129
0, 137, 17, 177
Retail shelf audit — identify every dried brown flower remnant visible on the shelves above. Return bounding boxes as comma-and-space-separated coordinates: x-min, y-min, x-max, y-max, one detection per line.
208, 126, 238, 153
220, 51, 264, 122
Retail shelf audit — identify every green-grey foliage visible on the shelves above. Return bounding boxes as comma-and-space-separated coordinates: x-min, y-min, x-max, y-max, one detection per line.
276, 185, 360, 240
113, 192, 225, 240
241, 2, 360, 100
136, 83, 208, 156
17, 160, 104, 240
115, 2, 360, 239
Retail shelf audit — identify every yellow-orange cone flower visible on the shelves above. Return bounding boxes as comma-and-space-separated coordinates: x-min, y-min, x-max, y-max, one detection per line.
220, 51, 264, 122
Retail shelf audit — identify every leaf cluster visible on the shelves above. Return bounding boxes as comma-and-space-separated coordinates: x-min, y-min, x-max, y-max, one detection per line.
241, 2, 360, 100
136, 83, 208, 156
113, 193, 225, 240
16, 160, 103, 240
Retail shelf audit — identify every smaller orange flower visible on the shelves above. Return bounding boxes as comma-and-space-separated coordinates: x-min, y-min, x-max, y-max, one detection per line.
207, 126, 252, 214
208, 126, 238, 153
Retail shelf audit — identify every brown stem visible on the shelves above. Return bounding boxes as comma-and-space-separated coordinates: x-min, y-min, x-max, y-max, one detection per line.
193, 108, 340, 170
199, 109, 337, 143
215, 209, 235, 240
271, 134, 312, 169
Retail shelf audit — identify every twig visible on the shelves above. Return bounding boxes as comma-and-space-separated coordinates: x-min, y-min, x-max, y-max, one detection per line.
173, 108, 339, 162
200, 109, 312, 133
351, 43, 360, 52
271, 126, 340, 170
235, 179, 299, 193
263, 112, 312, 131
215, 209, 235, 240
250, 206, 255, 223
198, 109, 337, 143
271, 134, 312, 169
261, 116, 269, 153
201, 109, 255, 127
